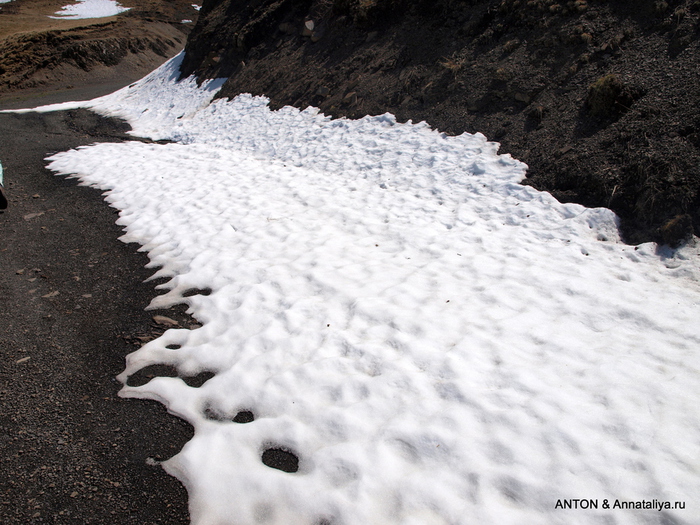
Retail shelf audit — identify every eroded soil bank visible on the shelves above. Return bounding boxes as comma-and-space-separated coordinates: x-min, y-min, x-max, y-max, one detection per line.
0, 0, 198, 108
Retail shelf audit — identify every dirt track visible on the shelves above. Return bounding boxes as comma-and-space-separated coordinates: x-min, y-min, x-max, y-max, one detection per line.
0, 2, 200, 522
0, 104, 196, 524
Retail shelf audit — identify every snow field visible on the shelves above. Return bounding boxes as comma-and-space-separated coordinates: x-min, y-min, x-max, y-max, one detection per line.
41, 54, 700, 525
50, 0, 129, 20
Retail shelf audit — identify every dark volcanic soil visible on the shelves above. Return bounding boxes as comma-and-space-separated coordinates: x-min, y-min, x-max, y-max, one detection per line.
181, 0, 700, 246
0, 3, 213, 522
0, 110, 193, 523
0, 3, 209, 521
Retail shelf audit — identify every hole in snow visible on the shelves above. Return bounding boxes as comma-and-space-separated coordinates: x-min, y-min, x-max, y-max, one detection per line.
203, 407, 255, 423
261, 447, 299, 473
166, 344, 181, 350
126, 365, 215, 388
233, 410, 255, 423
182, 287, 212, 297
182, 371, 215, 388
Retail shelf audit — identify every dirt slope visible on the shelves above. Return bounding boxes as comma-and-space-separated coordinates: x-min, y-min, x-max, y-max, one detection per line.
0, 0, 200, 108
181, 0, 700, 245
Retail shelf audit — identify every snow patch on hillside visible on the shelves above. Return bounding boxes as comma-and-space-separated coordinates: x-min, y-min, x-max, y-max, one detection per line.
21, 53, 700, 525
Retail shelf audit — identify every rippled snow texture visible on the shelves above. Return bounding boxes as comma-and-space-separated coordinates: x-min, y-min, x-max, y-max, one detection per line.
44, 55, 700, 525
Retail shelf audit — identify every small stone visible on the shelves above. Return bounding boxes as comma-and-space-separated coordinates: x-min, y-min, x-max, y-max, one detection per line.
316, 86, 330, 97
70, 491, 78, 498
342, 92, 358, 106
42, 291, 59, 298
82, 294, 92, 298
16, 269, 25, 275
15, 356, 31, 364
558, 145, 573, 155
302, 19, 314, 37
153, 315, 179, 327
514, 92, 531, 104
23, 212, 44, 220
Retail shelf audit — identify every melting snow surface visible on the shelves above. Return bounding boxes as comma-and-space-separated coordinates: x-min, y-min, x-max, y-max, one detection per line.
49, 0, 129, 19
19, 53, 700, 524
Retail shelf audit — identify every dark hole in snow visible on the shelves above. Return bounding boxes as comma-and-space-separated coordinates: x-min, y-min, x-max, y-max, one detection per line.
262, 447, 299, 473
126, 364, 214, 388
166, 344, 181, 350
203, 408, 255, 423
182, 371, 215, 388
233, 410, 255, 423
182, 287, 212, 297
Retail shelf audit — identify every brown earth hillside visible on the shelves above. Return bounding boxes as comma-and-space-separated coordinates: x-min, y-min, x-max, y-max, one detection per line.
180, 0, 700, 246
0, 0, 200, 107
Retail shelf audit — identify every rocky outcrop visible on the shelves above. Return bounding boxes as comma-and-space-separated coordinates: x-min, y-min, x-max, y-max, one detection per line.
182, 0, 700, 245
